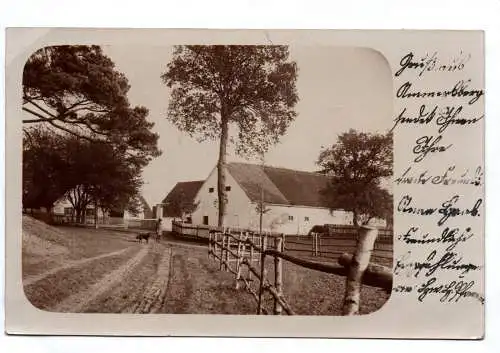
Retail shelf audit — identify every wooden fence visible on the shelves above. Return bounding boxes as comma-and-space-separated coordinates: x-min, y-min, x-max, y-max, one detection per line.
208, 226, 393, 316
284, 230, 393, 267
172, 221, 212, 239
172, 220, 283, 241
47, 214, 157, 231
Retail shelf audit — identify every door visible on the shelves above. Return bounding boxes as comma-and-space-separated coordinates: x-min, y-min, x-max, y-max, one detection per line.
203, 216, 209, 225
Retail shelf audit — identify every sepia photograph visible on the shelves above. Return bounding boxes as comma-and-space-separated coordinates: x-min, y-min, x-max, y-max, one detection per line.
1, 0, 494, 348
21, 44, 395, 316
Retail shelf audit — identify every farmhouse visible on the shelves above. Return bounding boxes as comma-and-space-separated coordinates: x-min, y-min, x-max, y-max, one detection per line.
52, 194, 153, 224
155, 180, 205, 229
159, 162, 356, 235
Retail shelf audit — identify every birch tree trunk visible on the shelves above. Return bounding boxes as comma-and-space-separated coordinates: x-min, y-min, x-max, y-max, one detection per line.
342, 226, 379, 315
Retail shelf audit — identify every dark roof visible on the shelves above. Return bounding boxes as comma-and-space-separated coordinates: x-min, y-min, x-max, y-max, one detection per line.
226, 163, 288, 205
161, 180, 204, 217
227, 162, 329, 208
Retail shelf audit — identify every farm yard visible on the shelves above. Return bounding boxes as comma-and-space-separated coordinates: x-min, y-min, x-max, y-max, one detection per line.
22, 215, 390, 315
21, 44, 395, 319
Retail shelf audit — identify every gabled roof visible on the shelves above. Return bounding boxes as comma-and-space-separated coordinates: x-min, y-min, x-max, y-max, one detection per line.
161, 180, 204, 217
226, 163, 289, 205
226, 162, 329, 208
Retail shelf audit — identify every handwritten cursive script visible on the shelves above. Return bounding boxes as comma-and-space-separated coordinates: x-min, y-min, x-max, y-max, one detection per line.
390, 105, 483, 134
397, 226, 474, 252
417, 277, 484, 304
392, 49, 484, 306
395, 165, 483, 187
396, 80, 484, 105
395, 51, 471, 78
397, 194, 482, 226
413, 135, 453, 162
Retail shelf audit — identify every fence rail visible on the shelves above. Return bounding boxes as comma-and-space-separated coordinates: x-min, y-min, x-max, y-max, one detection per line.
37, 212, 158, 231
283, 230, 394, 267
172, 221, 212, 239
208, 226, 393, 316
172, 220, 284, 240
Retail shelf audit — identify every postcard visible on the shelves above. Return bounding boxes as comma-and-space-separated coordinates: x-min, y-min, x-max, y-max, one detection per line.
4, 28, 485, 338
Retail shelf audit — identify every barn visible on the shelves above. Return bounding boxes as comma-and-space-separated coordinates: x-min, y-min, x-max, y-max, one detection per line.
159, 162, 356, 235
155, 180, 205, 230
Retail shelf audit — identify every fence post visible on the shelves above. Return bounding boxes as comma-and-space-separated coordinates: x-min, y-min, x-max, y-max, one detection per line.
250, 232, 255, 264
208, 231, 212, 259
235, 232, 242, 289
257, 250, 266, 315
311, 232, 315, 256
259, 233, 264, 264
273, 235, 283, 315
213, 232, 217, 260
219, 232, 225, 271
225, 232, 231, 272
247, 232, 253, 282
342, 225, 379, 316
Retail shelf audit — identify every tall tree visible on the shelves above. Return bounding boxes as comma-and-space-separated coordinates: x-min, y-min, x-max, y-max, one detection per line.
23, 45, 161, 165
63, 136, 143, 224
317, 129, 393, 227
162, 45, 298, 226
22, 128, 73, 212
22, 45, 161, 221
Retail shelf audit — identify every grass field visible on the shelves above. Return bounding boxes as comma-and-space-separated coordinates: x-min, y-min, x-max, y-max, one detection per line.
22, 216, 390, 315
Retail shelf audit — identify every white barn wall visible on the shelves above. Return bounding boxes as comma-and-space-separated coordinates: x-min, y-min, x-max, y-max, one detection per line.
249, 204, 353, 235
189, 167, 354, 234
160, 217, 175, 231
191, 166, 255, 228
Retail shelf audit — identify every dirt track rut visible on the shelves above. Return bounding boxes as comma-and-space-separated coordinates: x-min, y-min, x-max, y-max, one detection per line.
127, 247, 173, 313
23, 247, 131, 287
51, 245, 150, 313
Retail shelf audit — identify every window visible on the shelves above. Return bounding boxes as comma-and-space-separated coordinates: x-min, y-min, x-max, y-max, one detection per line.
209, 187, 214, 193
305, 216, 310, 221
186, 216, 192, 224
288, 215, 294, 221
225, 186, 231, 191
203, 216, 209, 225
64, 207, 73, 216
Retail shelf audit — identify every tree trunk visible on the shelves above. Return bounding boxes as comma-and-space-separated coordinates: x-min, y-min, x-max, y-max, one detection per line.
45, 204, 54, 224
259, 209, 263, 235
217, 114, 229, 228
94, 199, 99, 229
342, 226, 379, 315
352, 209, 359, 227
75, 204, 88, 224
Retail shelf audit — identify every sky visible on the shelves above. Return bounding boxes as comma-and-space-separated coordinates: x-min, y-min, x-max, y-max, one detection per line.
101, 45, 393, 208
